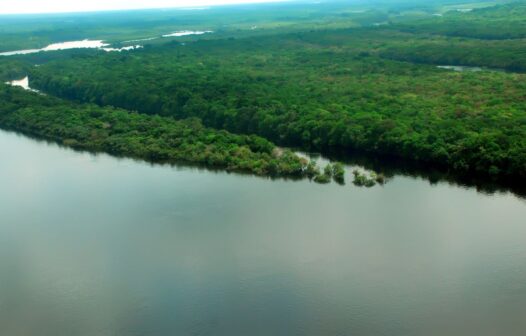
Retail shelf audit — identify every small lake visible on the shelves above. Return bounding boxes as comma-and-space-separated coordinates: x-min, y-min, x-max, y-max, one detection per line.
1, 129, 526, 336
437, 65, 508, 73
5, 76, 34, 91
162, 30, 214, 37
120, 30, 214, 43
438, 65, 483, 72
0, 31, 214, 56
0, 40, 141, 56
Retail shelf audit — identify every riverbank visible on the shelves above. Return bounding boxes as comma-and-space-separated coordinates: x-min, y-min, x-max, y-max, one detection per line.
0, 85, 316, 180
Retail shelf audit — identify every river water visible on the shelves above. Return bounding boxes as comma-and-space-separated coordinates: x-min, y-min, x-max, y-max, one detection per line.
1, 129, 525, 336
0, 40, 142, 56
0, 31, 212, 56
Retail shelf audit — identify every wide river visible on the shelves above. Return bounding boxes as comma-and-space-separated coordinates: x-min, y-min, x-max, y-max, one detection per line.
1, 129, 526, 336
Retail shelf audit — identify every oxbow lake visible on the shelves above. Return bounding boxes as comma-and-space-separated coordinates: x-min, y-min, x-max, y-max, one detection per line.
0, 39, 142, 56
1, 129, 526, 336
0, 31, 213, 56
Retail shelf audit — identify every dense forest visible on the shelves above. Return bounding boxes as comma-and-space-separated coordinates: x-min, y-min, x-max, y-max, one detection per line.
394, 2, 526, 39
0, 84, 317, 179
379, 34, 526, 72
1, 0, 526, 186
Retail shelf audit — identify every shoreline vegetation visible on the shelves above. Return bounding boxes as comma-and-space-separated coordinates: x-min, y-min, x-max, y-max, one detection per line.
0, 85, 352, 184
0, 85, 303, 179
27, 40, 526, 184
352, 169, 386, 188
1, 2, 526, 190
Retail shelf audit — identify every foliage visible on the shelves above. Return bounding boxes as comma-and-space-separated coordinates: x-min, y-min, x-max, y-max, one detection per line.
393, 3, 526, 40
0, 85, 309, 178
24, 25, 526, 182
2, 0, 526, 185
332, 162, 345, 184
305, 160, 320, 179
352, 170, 376, 187
313, 172, 331, 184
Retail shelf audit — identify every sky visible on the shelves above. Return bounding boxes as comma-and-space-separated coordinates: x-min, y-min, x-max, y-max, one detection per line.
0, 0, 290, 14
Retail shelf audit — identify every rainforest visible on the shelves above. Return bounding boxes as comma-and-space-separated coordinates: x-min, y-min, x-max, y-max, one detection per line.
2, 1, 526, 336
2, 1, 526, 190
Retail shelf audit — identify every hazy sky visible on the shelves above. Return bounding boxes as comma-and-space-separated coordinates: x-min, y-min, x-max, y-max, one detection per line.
0, 0, 289, 14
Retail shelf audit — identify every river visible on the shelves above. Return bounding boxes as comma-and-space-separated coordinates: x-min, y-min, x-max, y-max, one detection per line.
1, 129, 525, 336
0, 40, 142, 56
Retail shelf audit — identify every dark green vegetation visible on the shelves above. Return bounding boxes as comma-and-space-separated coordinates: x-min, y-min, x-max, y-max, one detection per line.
1, 0, 526, 187
352, 170, 376, 187
395, 2, 526, 39
380, 32, 526, 72
0, 0, 504, 52
332, 163, 345, 184
0, 85, 310, 178
313, 163, 334, 184
352, 170, 388, 187
0, 59, 30, 79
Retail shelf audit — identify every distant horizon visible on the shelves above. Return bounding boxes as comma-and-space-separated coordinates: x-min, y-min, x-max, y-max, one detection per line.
0, 0, 294, 15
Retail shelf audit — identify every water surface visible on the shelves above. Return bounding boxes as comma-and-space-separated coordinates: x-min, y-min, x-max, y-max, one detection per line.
1, 129, 525, 336
0, 40, 141, 56
4, 76, 38, 92
437, 65, 508, 73
162, 30, 214, 37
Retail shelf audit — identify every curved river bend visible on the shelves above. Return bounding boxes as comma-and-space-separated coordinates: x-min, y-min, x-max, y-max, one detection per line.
1, 129, 525, 336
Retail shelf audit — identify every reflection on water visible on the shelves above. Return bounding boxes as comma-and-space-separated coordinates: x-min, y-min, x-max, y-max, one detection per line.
101, 45, 143, 52
0, 31, 213, 56
120, 30, 214, 43
0, 40, 108, 56
6, 76, 30, 90
0, 129, 525, 336
5, 76, 41, 93
0, 40, 142, 56
162, 30, 214, 37
437, 65, 508, 73
438, 65, 483, 72
303, 146, 526, 198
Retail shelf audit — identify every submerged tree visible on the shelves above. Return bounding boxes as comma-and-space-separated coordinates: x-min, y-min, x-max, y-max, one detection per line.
332, 162, 345, 184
